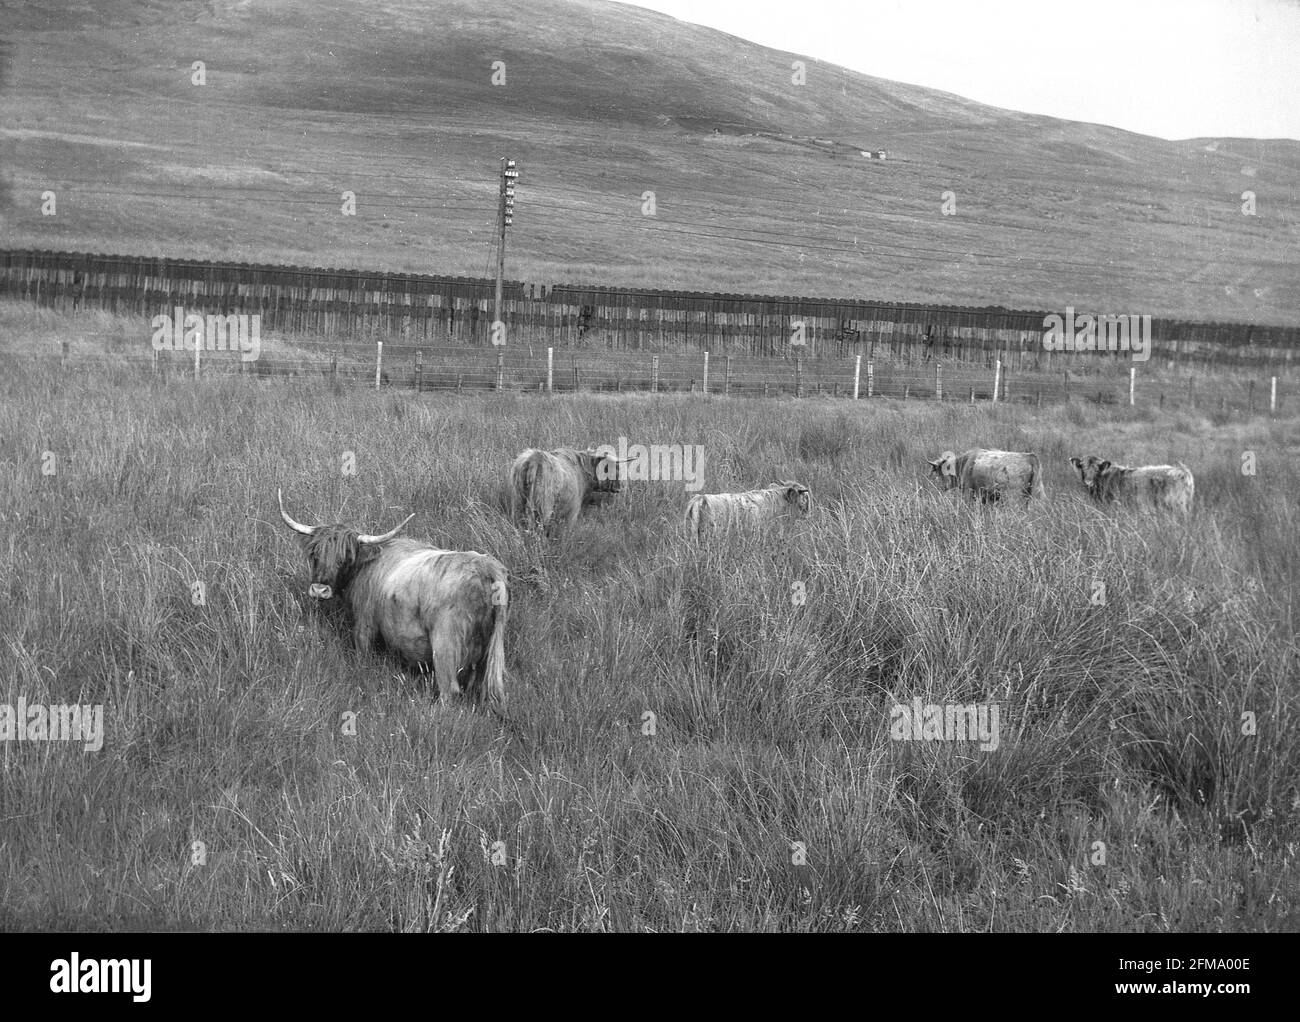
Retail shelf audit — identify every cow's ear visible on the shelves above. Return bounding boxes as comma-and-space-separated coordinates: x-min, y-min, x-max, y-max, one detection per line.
1098, 460, 1112, 474
784, 484, 802, 503
942, 458, 957, 478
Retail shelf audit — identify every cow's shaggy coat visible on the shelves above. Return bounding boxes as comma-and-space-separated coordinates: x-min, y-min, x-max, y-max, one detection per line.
684, 481, 811, 539
1069, 455, 1194, 513
509, 446, 622, 533
928, 449, 1045, 505
280, 493, 508, 706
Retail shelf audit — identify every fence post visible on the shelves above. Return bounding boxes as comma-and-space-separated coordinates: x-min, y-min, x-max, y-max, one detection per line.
853, 354, 861, 400
969, 387, 974, 403
547, 347, 553, 394
725, 355, 732, 396
1063, 368, 1069, 400
1129, 366, 1136, 407
1271, 376, 1278, 415
415, 350, 423, 392
866, 359, 874, 398
992, 359, 1001, 403
1247, 379, 1254, 414
375, 340, 382, 389
496, 352, 505, 392
795, 357, 803, 397
195, 334, 201, 380
61, 339, 69, 371
935, 361, 943, 401
702, 351, 709, 395
652, 355, 659, 394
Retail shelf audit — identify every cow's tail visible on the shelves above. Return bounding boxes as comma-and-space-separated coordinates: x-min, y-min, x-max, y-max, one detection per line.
1027, 453, 1046, 502
684, 494, 706, 540
511, 451, 542, 527
1176, 462, 1195, 510
482, 562, 508, 708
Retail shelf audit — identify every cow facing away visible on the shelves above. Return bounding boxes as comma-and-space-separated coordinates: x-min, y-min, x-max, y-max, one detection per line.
928, 448, 1045, 505
684, 481, 811, 539
510, 446, 623, 533
1068, 456, 1194, 513
278, 491, 508, 706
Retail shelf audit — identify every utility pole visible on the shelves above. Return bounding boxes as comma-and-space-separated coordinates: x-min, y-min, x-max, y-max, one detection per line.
493, 158, 518, 341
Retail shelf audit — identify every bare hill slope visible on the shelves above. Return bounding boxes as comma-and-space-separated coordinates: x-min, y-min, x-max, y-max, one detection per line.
1, 0, 1297, 322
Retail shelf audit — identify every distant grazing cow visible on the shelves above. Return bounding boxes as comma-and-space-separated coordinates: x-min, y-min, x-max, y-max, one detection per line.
278, 491, 508, 706
1068, 456, 1194, 513
510, 447, 623, 533
928, 448, 1045, 505
684, 481, 812, 539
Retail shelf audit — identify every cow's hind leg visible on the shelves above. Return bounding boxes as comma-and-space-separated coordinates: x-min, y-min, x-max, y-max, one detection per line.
429, 618, 465, 704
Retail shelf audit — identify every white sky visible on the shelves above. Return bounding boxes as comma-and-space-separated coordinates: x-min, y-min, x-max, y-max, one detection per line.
629, 0, 1300, 140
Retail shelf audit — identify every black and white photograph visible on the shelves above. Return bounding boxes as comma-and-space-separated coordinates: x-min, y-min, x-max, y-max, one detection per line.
0, 0, 1296, 963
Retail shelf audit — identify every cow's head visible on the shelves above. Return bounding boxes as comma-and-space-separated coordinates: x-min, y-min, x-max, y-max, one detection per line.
1068, 455, 1111, 495
927, 450, 959, 489
278, 490, 413, 600
771, 480, 812, 514
585, 446, 625, 494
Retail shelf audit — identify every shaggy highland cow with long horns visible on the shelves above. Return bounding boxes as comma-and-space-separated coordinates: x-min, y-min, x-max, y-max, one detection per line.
278, 491, 508, 706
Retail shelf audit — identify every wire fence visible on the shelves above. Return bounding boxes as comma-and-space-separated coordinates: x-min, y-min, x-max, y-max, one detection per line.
4, 337, 1289, 417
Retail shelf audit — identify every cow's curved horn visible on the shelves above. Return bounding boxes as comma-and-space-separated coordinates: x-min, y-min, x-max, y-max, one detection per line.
278, 489, 316, 535
357, 514, 415, 545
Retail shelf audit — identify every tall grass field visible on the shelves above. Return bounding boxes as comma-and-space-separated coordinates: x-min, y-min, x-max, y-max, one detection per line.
2, 308, 1298, 931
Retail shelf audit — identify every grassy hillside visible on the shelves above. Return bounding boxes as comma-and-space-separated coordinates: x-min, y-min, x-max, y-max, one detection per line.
1, 306, 1298, 930
1, 0, 1297, 323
